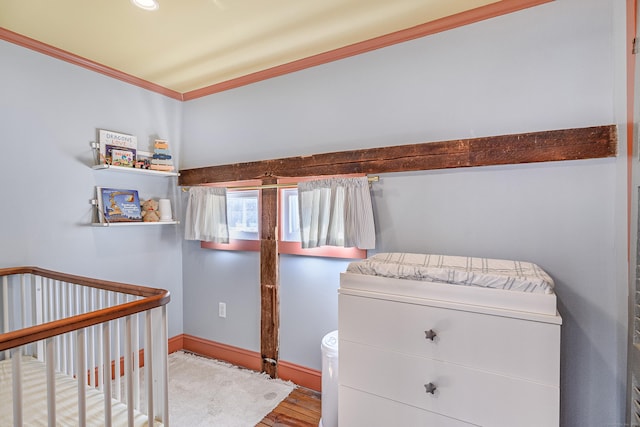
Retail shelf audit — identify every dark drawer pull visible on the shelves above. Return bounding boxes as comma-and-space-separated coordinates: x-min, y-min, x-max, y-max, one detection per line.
424, 329, 437, 341
424, 382, 437, 394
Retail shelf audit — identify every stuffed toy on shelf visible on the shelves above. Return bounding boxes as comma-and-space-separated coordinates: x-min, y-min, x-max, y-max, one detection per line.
141, 199, 161, 222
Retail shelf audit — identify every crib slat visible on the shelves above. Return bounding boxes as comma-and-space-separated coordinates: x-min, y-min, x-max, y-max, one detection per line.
66, 283, 73, 375
46, 337, 56, 427
3, 276, 9, 361
32, 275, 42, 357
37, 278, 48, 362
88, 288, 95, 388
46, 278, 51, 323
61, 282, 67, 371
125, 314, 134, 427
54, 281, 62, 373
145, 309, 154, 423
132, 300, 140, 410
20, 275, 26, 332
97, 289, 104, 391
103, 321, 112, 426
76, 329, 87, 427
113, 293, 122, 401
161, 305, 169, 426
12, 348, 23, 427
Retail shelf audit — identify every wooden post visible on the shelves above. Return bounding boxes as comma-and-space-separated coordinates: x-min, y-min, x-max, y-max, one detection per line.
260, 177, 279, 377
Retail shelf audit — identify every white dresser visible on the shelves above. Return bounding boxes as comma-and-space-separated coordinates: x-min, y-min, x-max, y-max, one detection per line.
338, 255, 562, 427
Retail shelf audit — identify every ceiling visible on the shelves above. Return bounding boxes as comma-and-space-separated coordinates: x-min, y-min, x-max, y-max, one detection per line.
0, 0, 545, 98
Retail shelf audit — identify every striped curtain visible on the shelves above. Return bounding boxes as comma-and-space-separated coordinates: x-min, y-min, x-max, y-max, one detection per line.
184, 187, 229, 242
297, 177, 375, 249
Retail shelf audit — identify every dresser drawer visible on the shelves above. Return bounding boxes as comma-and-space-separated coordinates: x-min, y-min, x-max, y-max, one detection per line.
339, 293, 560, 384
339, 385, 477, 427
340, 340, 559, 427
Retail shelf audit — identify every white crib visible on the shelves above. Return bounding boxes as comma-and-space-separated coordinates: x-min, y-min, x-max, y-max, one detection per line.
0, 266, 170, 426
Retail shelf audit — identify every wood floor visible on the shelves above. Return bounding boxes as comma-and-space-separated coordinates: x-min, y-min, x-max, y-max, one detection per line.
258, 386, 322, 427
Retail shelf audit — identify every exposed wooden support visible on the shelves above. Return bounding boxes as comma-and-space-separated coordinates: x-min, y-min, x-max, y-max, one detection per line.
260, 177, 280, 378
179, 125, 617, 186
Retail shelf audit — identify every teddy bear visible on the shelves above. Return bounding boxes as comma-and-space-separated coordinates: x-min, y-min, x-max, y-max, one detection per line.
141, 199, 161, 222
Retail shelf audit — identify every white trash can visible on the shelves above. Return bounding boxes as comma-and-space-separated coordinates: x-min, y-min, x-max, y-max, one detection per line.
319, 330, 339, 427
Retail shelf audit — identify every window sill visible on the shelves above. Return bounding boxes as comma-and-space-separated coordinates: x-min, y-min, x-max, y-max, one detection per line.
200, 240, 366, 259
201, 240, 259, 252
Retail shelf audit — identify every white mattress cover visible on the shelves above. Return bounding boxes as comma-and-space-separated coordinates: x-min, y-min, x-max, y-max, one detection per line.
0, 356, 158, 427
347, 253, 555, 294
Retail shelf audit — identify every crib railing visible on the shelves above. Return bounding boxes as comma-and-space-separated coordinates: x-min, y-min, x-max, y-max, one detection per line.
0, 266, 171, 427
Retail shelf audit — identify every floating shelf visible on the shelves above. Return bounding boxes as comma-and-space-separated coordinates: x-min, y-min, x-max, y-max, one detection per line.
92, 164, 179, 177
91, 220, 179, 227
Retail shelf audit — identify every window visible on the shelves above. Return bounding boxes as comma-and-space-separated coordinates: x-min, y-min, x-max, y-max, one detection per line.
201, 179, 366, 259
280, 188, 300, 242
200, 186, 261, 251
277, 186, 366, 259
226, 190, 259, 241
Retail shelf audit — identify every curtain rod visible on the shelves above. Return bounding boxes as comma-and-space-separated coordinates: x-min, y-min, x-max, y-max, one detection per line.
180, 176, 379, 192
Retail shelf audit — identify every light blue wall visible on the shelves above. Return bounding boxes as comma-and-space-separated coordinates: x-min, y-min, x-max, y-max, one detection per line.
180, 0, 627, 426
182, 247, 261, 348
0, 0, 628, 425
0, 40, 185, 338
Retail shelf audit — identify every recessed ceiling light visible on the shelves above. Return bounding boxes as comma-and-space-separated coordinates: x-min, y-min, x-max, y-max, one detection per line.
131, 0, 159, 11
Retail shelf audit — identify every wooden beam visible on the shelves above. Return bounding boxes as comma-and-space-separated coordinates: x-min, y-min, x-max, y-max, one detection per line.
178, 125, 617, 185
260, 177, 280, 378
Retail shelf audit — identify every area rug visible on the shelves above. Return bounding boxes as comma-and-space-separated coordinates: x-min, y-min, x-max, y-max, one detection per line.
166, 351, 296, 427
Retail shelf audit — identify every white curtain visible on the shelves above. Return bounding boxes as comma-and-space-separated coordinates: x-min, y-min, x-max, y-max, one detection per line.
297, 177, 375, 249
184, 187, 229, 242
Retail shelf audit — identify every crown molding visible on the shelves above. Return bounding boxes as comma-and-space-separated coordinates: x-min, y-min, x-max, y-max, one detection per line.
0, 27, 183, 101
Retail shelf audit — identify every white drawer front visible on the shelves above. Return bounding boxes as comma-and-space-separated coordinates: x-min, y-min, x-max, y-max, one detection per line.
340, 340, 559, 427
339, 385, 477, 427
339, 294, 560, 385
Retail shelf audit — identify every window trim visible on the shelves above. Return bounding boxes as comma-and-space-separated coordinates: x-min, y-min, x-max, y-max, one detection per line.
201, 239, 260, 251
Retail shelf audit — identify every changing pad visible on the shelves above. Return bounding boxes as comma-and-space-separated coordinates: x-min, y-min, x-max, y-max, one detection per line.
346, 253, 554, 295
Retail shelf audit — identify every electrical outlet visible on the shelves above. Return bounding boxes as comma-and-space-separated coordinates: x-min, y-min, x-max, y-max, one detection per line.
218, 302, 226, 318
